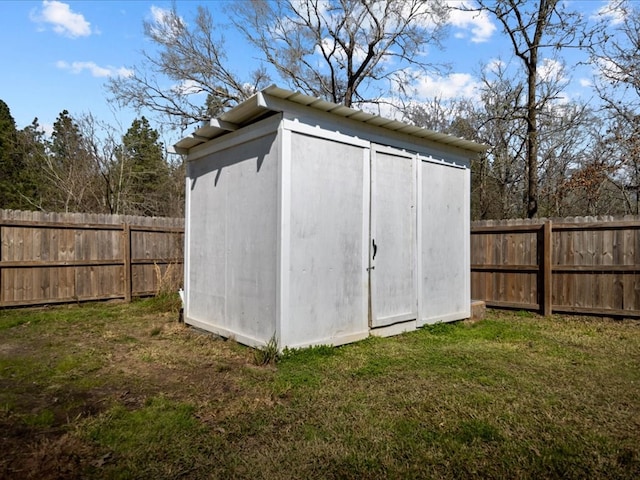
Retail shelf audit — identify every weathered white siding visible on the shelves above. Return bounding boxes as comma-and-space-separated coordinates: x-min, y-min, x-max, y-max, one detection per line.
370, 145, 418, 330
419, 158, 471, 324
285, 132, 369, 347
180, 87, 483, 350
186, 130, 280, 346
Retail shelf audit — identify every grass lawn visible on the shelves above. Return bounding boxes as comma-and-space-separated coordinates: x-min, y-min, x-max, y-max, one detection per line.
1, 298, 639, 479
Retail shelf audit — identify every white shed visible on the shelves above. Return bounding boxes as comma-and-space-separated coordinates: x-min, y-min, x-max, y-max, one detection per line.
175, 86, 486, 350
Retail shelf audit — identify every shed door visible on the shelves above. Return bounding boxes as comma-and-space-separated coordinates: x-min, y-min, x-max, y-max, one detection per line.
369, 146, 418, 328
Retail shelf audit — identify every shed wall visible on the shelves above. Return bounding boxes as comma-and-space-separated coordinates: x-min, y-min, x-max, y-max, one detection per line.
184, 105, 474, 349
286, 132, 369, 347
186, 132, 279, 345
419, 159, 471, 324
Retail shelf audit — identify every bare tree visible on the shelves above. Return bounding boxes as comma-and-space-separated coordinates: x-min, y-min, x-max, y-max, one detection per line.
591, 0, 640, 105
78, 114, 185, 217
556, 113, 633, 217
475, 59, 528, 219
404, 96, 471, 133
32, 110, 101, 213
108, 0, 449, 129
536, 102, 594, 217
74, 113, 122, 214
107, 4, 270, 130
467, 0, 588, 218
589, 1, 640, 213
231, 0, 449, 108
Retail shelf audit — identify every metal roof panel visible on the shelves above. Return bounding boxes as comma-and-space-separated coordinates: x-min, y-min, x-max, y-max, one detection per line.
175, 85, 488, 154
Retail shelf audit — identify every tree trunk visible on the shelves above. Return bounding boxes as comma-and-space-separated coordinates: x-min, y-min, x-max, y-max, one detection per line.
526, 63, 538, 219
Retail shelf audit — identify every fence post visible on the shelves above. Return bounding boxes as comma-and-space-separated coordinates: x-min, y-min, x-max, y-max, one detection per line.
123, 223, 132, 302
0, 223, 3, 307
542, 220, 553, 316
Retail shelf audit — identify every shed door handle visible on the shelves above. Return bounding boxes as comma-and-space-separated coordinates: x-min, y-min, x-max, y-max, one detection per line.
372, 239, 377, 260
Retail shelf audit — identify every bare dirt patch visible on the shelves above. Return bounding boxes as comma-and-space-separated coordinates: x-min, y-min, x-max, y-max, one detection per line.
0, 301, 257, 479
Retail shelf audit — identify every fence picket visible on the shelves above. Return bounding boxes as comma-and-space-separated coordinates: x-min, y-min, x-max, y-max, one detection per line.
0, 209, 183, 308
472, 216, 640, 317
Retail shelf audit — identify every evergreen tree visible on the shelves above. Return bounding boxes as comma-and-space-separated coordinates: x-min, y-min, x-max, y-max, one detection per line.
119, 116, 170, 216
0, 100, 45, 210
0, 99, 22, 209
41, 110, 98, 212
14, 118, 48, 209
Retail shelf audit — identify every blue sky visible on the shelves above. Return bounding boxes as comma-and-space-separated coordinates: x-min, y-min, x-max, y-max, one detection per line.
0, 1, 615, 141
1, 1, 177, 135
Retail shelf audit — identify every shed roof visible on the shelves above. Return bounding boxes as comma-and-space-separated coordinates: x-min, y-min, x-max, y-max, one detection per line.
174, 85, 488, 154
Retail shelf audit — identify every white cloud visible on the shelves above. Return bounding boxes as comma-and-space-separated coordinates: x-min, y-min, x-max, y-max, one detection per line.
171, 79, 204, 95
592, 0, 626, 26
484, 58, 505, 75
56, 60, 132, 78
447, 1, 496, 43
360, 101, 404, 121
579, 78, 592, 88
415, 72, 482, 100
150, 5, 170, 24
594, 56, 629, 84
31, 1, 92, 38
148, 5, 183, 40
41, 123, 55, 138
538, 58, 567, 83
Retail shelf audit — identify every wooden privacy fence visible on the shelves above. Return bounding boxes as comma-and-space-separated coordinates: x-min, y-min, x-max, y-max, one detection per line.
471, 216, 640, 317
0, 210, 184, 308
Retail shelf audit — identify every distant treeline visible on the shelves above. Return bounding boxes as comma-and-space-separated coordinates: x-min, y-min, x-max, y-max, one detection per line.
0, 104, 184, 217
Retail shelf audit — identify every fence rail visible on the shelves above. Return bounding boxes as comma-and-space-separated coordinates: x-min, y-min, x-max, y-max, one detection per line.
5, 211, 639, 317
471, 216, 640, 317
0, 210, 184, 308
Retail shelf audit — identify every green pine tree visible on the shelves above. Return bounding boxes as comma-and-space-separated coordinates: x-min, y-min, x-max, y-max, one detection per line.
119, 117, 170, 216
0, 100, 37, 210
42, 110, 98, 212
